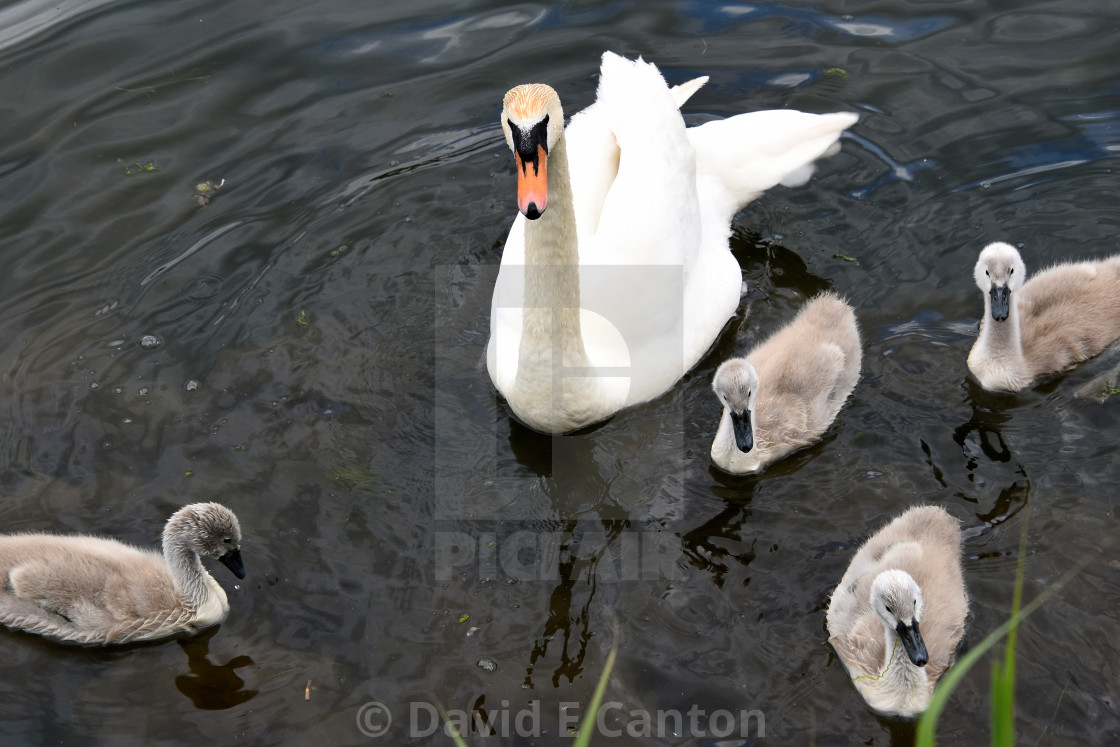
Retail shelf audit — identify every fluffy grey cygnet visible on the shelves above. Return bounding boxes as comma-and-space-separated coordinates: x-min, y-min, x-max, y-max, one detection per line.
826, 505, 969, 718
711, 292, 861, 474
968, 241, 1120, 391
0, 502, 245, 645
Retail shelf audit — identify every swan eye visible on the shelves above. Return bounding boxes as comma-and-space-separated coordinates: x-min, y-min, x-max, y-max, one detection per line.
885, 605, 893, 615
1009, 268, 1014, 275
985, 270, 989, 277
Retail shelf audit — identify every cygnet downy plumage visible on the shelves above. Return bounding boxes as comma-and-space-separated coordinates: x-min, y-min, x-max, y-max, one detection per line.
0, 502, 245, 645
968, 241, 1120, 391
711, 292, 861, 474
826, 505, 969, 718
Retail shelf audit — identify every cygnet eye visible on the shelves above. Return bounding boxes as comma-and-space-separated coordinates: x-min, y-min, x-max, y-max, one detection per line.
1009, 267, 1014, 275
985, 270, 990, 277
885, 605, 893, 615
223, 538, 232, 544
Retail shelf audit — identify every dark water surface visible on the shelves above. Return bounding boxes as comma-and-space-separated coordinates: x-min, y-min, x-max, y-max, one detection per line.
1, 0, 1118, 744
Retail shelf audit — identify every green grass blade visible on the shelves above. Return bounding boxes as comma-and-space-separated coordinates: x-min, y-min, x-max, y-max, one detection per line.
915, 538, 1083, 746
991, 657, 1013, 746
437, 702, 470, 747
574, 633, 619, 747
992, 521, 1028, 746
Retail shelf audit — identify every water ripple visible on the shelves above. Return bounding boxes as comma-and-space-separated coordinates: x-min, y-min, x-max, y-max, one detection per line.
0, 0, 120, 52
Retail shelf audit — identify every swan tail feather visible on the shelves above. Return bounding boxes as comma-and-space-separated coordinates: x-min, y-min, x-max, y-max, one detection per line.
596, 52, 685, 147
670, 75, 708, 108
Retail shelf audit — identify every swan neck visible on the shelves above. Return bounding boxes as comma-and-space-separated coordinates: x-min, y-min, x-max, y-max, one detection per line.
877, 620, 929, 695
518, 133, 589, 374
163, 538, 212, 611
977, 291, 1024, 363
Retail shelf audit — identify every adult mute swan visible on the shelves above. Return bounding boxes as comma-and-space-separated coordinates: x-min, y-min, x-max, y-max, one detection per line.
710, 292, 860, 474
488, 52, 858, 434
968, 241, 1120, 392
0, 503, 245, 645
826, 505, 969, 718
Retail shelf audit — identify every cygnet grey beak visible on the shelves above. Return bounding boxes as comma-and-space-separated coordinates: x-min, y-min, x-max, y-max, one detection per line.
730, 410, 754, 453
218, 548, 246, 579
989, 283, 1010, 322
896, 619, 929, 667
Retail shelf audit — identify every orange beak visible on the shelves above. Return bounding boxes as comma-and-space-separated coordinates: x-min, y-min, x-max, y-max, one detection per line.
515, 144, 548, 220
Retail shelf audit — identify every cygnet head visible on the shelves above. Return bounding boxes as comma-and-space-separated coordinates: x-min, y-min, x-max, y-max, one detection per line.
974, 242, 1027, 322
163, 502, 246, 579
870, 569, 928, 667
712, 358, 758, 453
501, 84, 565, 221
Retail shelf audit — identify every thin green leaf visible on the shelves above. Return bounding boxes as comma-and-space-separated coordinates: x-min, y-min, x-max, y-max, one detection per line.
437, 702, 470, 747
574, 634, 619, 747
992, 521, 1028, 746
915, 550, 1082, 746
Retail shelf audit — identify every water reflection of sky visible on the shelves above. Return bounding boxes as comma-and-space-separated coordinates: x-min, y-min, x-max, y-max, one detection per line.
320, 2, 958, 65
847, 107, 1119, 200
675, 1, 954, 41
0, 0, 119, 51
954, 109, 1120, 194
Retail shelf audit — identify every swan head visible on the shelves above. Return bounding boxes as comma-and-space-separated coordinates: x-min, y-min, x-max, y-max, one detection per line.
712, 358, 758, 454
164, 503, 246, 579
974, 242, 1026, 322
870, 570, 928, 667
501, 83, 565, 220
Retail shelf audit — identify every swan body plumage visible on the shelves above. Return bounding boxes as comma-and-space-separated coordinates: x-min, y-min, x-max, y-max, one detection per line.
488, 52, 858, 433
968, 241, 1120, 391
710, 292, 861, 474
826, 505, 969, 718
0, 502, 245, 645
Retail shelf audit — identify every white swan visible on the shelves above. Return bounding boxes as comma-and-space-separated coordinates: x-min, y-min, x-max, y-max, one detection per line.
968, 241, 1120, 392
826, 505, 969, 718
487, 52, 858, 434
0, 502, 245, 645
710, 292, 861, 474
